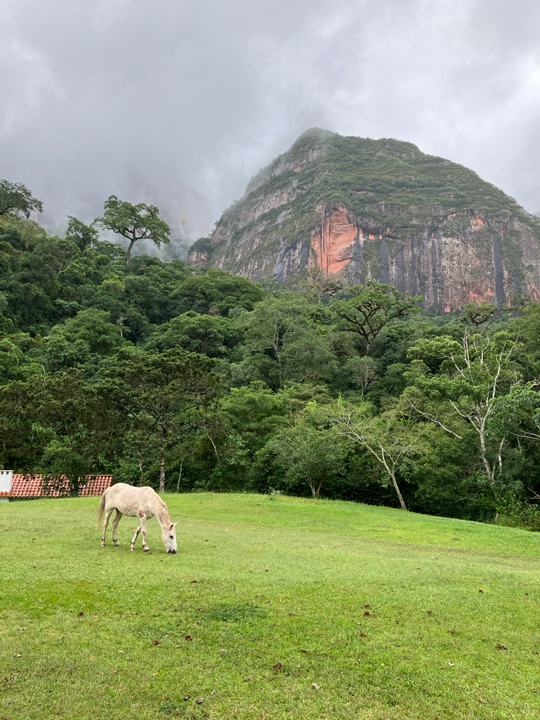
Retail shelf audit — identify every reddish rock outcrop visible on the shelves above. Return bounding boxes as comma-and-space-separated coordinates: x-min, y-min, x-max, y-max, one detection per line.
187, 249, 208, 267
305, 203, 540, 310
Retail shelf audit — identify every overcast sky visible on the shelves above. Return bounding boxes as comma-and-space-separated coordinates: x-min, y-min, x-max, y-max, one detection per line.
1, 0, 539, 239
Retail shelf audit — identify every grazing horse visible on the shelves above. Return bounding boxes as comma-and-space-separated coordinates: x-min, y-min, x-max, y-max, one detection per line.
96, 483, 177, 553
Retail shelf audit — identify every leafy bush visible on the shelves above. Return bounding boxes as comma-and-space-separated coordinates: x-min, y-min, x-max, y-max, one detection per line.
496, 495, 540, 531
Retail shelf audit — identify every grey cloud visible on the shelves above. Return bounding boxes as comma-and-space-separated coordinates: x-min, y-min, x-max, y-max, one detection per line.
1, 0, 539, 250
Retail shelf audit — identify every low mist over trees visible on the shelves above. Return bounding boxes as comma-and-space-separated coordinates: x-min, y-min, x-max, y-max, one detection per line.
1, 182, 540, 529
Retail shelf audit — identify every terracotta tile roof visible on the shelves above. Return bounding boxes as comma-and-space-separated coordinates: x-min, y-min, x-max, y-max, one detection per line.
3, 474, 113, 499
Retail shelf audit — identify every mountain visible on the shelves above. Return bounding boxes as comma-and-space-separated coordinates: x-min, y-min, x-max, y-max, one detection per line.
189, 129, 540, 310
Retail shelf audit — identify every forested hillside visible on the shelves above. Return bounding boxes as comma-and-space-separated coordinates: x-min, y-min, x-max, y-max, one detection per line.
2, 200, 540, 529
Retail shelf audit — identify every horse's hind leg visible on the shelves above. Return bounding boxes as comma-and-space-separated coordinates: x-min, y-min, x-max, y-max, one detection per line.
101, 509, 114, 547
112, 510, 123, 547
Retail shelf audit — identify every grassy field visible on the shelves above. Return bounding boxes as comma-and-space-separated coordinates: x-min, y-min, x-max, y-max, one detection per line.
1, 493, 539, 720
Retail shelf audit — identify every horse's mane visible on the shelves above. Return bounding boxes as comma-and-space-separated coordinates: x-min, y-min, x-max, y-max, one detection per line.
154, 492, 172, 528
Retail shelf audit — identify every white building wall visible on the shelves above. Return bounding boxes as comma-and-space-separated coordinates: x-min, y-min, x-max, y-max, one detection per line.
0, 470, 13, 502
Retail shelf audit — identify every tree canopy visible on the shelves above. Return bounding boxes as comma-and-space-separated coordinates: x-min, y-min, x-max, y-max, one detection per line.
0, 179, 43, 219
331, 281, 423, 355
96, 195, 171, 264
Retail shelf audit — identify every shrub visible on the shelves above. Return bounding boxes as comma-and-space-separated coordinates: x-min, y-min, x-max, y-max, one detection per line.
496, 495, 540, 531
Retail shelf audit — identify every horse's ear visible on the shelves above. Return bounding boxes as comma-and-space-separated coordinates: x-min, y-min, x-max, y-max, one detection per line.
170, 522, 177, 529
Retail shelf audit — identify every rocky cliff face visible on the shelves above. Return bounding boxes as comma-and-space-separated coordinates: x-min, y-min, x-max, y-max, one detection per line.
189, 129, 540, 310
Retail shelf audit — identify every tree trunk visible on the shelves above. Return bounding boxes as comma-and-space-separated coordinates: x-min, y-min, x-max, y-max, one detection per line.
176, 457, 184, 493
159, 439, 166, 493
314, 472, 326, 498
126, 238, 136, 265
139, 455, 144, 486
390, 471, 407, 510
478, 420, 504, 500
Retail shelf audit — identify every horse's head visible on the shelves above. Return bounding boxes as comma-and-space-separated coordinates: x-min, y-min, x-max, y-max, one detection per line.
162, 522, 177, 554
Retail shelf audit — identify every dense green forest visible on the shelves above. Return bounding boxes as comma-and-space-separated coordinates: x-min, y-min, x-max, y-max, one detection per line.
2, 184, 540, 530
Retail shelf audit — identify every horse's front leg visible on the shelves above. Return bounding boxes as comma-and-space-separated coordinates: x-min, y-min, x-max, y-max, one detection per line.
112, 510, 123, 547
139, 514, 150, 552
130, 521, 141, 551
101, 509, 114, 547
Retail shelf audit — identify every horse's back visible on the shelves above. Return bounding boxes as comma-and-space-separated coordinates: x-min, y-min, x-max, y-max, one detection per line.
106, 484, 160, 517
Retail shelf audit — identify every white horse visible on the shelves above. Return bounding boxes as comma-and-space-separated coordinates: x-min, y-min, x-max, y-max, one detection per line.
96, 483, 177, 553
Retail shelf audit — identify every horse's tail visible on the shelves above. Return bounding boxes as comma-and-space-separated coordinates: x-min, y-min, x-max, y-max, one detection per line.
96, 490, 107, 531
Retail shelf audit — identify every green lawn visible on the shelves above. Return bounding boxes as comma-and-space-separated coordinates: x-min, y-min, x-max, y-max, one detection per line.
1, 493, 539, 719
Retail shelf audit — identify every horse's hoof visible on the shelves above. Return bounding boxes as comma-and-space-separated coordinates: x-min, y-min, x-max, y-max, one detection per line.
114, 543, 120, 547
130, 547, 135, 552
144, 548, 150, 553
101, 543, 105, 548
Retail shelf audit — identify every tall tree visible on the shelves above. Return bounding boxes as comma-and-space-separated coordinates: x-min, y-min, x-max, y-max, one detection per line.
65, 216, 99, 252
96, 195, 170, 264
334, 403, 429, 510
100, 348, 219, 491
461, 301, 497, 329
490, 384, 540, 445
265, 404, 347, 498
0, 179, 43, 219
332, 281, 423, 356
0, 370, 97, 494
173, 269, 264, 315
241, 294, 331, 389
405, 330, 519, 496
146, 311, 240, 357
